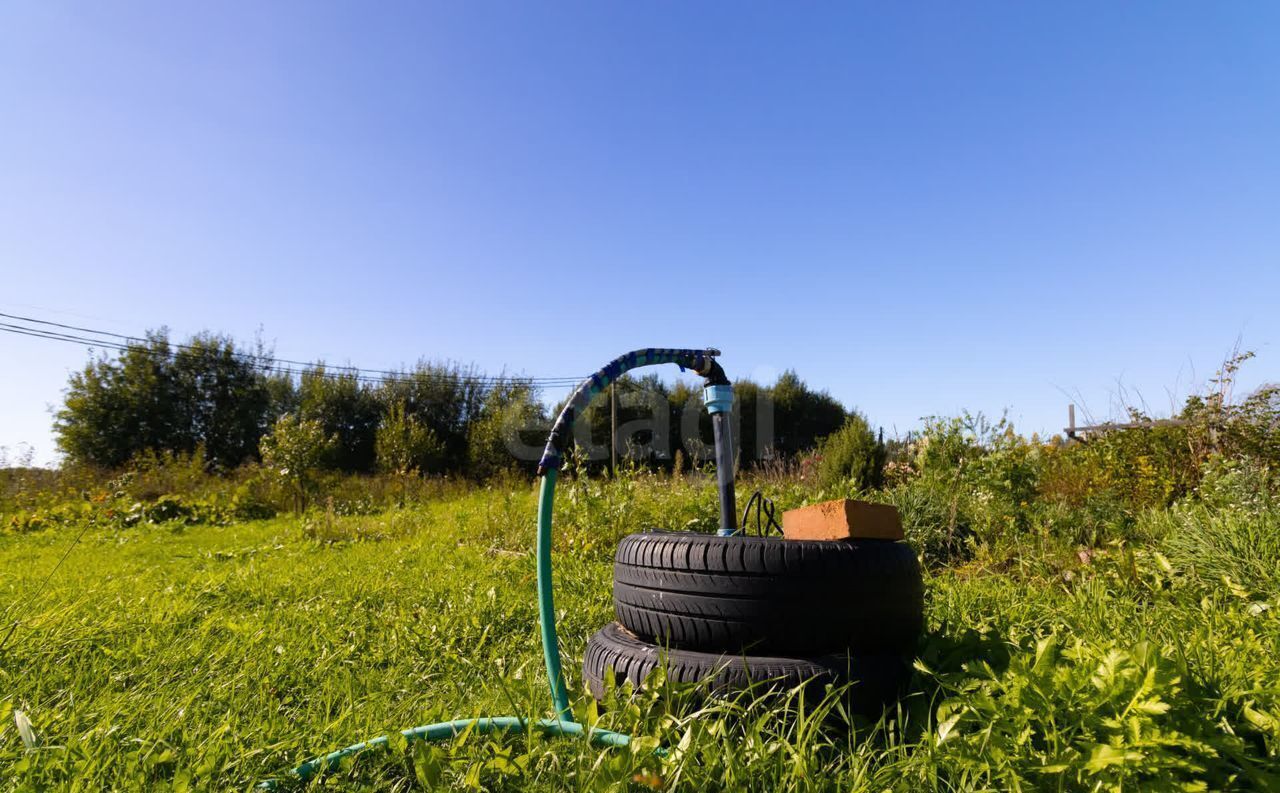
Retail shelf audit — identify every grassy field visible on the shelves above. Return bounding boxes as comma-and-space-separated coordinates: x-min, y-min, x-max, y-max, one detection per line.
2, 472, 1279, 791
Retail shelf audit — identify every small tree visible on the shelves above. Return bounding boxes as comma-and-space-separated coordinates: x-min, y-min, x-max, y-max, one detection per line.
467, 381, 544, 479
769, 370, 848, 459
376, 401, 443, 476
815, 412, 886, 492
259, 414, 334, 515
296, 367, 382, 473
55, 330, 277, 470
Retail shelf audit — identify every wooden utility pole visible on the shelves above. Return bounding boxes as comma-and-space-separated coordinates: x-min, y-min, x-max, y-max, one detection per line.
610, 382, 617, 476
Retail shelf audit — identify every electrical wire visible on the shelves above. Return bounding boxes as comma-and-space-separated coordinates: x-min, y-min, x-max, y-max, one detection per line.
0, 312, 586, 387
739, 490, 782, 537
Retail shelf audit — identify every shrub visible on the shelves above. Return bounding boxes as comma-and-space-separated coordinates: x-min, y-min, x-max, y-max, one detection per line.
296, 368, 383, 473
1040, 352, 1279, 518
376, 401, 444, 475
924, 637, 1255, 790
1041, 424, 1196, 512
1039, 493, 1135, 546
376, 362, 493, 474
259, 414, 335, 514
814, 412, 886, 492
120, 494, 231, 527
466, 381, 544, 479
914, 414, 988, 476
231, 475, 278, 520
5, 510, 49, 534
123, 448, 210, 501
907, 413, 1044, 545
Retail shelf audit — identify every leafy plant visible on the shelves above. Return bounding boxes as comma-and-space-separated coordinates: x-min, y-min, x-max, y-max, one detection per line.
923, 637, 1262, 790
813, 412, 886, 492
259, 413, 335, 514
376, 400, 444, 475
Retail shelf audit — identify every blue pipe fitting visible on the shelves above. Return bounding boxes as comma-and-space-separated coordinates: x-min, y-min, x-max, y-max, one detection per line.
703, 384, 734, 415
704, 384, 738, 536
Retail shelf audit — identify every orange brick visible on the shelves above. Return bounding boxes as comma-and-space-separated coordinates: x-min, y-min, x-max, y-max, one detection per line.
781, 498, 903, 541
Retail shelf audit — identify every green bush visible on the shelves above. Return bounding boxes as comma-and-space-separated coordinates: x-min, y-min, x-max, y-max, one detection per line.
905, 413, 1045, 547
5, 510, 49, 533
259, 414, 336, 515
466, 381, 544, 479
375, 400, 444, 475
230, 474, 278, 520
1038, 492, 1135, 546
813, 412, 886, 492
55, 331, 277, 469
1040, 425, 1195, 513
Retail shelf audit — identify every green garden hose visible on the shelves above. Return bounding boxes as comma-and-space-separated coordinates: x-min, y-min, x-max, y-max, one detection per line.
537, 468, 572, 721
263, 349, 728, 787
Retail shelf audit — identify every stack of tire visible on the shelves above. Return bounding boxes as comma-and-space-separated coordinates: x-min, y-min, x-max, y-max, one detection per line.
584, 530, 923, 715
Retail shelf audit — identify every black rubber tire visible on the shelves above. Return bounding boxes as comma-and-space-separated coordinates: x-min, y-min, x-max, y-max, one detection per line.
613, 531, 923, 655
583, 622, 908, 715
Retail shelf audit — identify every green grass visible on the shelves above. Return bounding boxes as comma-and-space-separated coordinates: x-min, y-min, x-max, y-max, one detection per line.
2, 476, 1278, 791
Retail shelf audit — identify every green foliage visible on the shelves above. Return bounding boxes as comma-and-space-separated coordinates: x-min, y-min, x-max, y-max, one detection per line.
1041, 424, 1197, 514
922, 637, 1262, 790
878, 413, 1044, 559
573, 374, 673, 471
52, 337, 549, 479
54, 332, 865, 479
466, 381, 545, 479
1040, 352, 1280, 519
120, 493, 233, 527
230, 474, 278, 520
3, 475, 1278, 791
914, 413, 991, 476
258, 413, 335, 514
1217, 381, 1280, 462
377, 362, 492, 473
14, 346, 1280, 789
1160, 461, 1280, 597
55, 331, 277, 470
1195, 455, 1277, 512
814, 412, 886, 492
1183, 351, 1280, 464
121, 447, 212, 500
766, 370, 848, 459
296, 367, 383, 473
569, 370, 849, 472
375, 400, 444, 475
54, 332, 180, 469
877, 476, 973, 566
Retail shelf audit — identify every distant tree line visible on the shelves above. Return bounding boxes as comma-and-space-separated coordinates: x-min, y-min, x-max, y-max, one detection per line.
55, 331, 870, 478
568, 372, 854, 468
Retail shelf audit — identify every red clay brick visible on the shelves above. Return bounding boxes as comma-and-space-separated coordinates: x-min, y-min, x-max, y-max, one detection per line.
781, 498, 904, 541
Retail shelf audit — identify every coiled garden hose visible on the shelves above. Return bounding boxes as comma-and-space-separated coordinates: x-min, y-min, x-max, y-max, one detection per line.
260, 349, 732, 788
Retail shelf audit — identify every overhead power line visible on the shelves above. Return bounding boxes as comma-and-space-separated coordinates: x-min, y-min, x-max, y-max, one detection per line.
0, 311, 586, 387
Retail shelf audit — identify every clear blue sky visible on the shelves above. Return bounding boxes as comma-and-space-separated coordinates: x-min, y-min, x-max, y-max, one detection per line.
3, 2, 1278, 465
